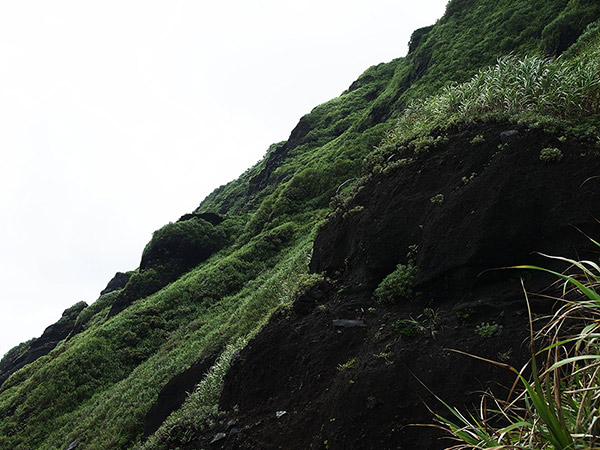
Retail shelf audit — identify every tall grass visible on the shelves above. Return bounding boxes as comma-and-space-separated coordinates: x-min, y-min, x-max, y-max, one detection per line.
139, 339, 246, 450
382, 51, 600, 148
434, 244, 600, 449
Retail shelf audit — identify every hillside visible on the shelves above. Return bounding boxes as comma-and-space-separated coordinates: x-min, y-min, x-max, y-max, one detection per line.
1, 1, 600, 449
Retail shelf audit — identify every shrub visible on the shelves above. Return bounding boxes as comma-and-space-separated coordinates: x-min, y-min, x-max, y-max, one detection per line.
374, 263, 418, 302
141, 218, 227, 277
120, 269, 163, 303
539, 147, 564, 162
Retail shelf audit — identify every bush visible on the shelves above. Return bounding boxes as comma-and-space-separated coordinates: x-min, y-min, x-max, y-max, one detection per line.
141, 218, 227, 277
539, 147, 564, 163
475, 321, 502, 338
374, 263, 418, 302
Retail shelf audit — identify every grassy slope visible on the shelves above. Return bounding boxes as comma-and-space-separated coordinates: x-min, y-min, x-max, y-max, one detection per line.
1, 1, 599, 449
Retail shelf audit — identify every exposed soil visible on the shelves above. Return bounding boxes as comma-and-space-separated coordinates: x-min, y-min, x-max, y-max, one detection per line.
179, 123, 600, 449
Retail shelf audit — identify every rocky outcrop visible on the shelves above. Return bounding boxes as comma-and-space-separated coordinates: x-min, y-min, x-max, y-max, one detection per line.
311, 124, 599, 287
0, 301, 87, 387
248, 114, 315, 196
100, 272, 133, 295
109, 216, 228, 317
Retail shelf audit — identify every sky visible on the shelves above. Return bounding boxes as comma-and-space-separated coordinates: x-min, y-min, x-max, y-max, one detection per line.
0, 0, 449, 358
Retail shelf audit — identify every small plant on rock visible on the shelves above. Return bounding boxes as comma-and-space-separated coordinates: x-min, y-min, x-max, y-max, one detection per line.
430, 193, 444, 204
337, 358, 356, 371
475, 321, 502, 338
539, 147, 564, 163
374, 263, 418, 302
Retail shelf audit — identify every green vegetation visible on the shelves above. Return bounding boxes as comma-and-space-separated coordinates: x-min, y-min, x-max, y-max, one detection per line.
469, 134, 485, 145
140, 340, 245, 450
374, 263, 418, 302
337, 358, 356, 371
0, 2, 598, 449
435, 248, 600, 449
396, 307, 441, 339
474, 321, 502, 338
429, 193, 444, 205
380, 52, 600, 157
539, 146, 564, 162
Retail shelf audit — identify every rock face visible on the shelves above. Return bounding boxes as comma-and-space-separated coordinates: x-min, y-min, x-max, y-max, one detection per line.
189, 123, 600, 449
0, 302, 87, 387
109, 216, 228, 317
100, 272, 133, 295
311, 124, 598, 289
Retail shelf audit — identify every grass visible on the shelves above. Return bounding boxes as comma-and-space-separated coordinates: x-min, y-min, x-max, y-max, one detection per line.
433, 244, 600, 449
372, 47, 600, 169
139, 340, 246, 450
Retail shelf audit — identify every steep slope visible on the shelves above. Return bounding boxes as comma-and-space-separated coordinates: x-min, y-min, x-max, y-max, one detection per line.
0, 1, 599, 449
201, 124, 599, 450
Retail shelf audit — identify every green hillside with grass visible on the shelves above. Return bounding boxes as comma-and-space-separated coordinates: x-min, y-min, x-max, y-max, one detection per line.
1, 1, 599, 449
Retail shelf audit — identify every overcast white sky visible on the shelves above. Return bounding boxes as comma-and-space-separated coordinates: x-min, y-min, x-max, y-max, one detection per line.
0, 0, 448, 358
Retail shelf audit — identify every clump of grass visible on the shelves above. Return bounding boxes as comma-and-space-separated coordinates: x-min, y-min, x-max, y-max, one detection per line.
378, 52, 600, 155
430, 194, 444, 205
469, 135, 485, 145
337, 358, 356, 371
432, 242, 600, 449
397, 307, 442, 339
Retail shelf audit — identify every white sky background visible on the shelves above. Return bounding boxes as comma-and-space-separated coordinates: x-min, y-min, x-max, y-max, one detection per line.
0, 0, 448, 358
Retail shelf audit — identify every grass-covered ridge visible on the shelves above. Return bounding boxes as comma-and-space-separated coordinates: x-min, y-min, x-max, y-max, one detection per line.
368, 25, 600, 172
0, 1, 599, 449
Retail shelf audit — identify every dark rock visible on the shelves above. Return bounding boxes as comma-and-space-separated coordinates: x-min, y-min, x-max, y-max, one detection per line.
499, 129, 520, 143
100, 272, 132, 295
332, 319, 366, 328
0, 302, 87, 388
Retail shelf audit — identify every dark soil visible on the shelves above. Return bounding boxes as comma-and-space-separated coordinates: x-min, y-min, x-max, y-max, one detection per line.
180, 123, 600, 449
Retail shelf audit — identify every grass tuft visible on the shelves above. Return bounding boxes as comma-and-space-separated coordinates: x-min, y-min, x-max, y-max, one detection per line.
433, 240, 600, 449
